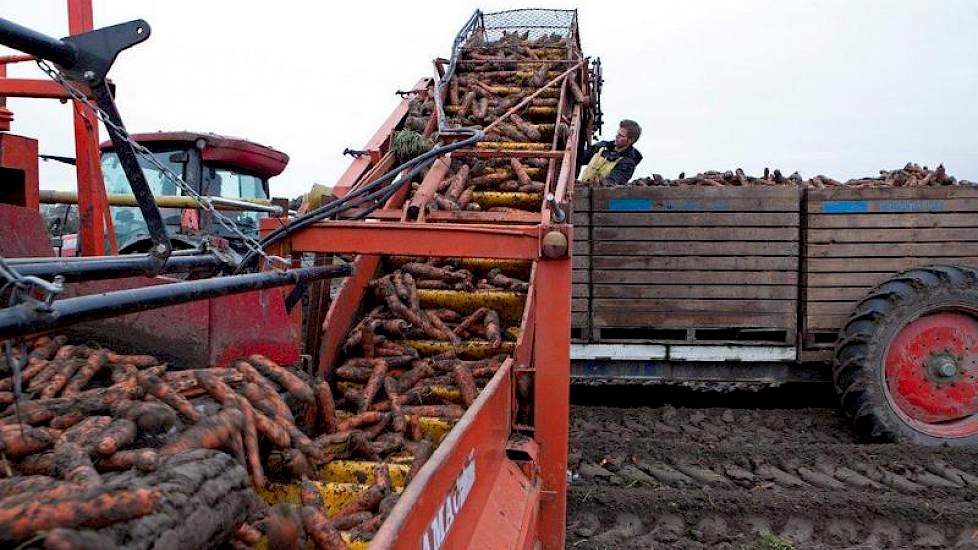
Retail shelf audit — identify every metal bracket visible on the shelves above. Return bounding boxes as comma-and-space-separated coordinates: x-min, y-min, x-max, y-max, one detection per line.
58, 20, 150, 84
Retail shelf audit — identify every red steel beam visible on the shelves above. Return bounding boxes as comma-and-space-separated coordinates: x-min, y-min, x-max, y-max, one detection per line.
268, 220, 545, 260
0, 78, 77, 99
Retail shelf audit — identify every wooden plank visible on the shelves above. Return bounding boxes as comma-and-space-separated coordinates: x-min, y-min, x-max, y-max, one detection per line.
593, 255, 798, 271
572, 298, 588, 312
594, 310, 793, 328
572, 270, 589, 284
807, 257, 978, 273
808, 242, 978, 258
593, 226, 797, 242
571, 212, 590, 226
807, 301, 861, 316
807, 227, 978, 243
594, 284, 797, 300
594, 186, 800, 201
594, 241, 798, 256
805, 314, 850, 330
572, 283, 590, 298
572, 226, 590, 241
592, 212, 799, 227
808, 213, 977, 229
594, 270, 798, 285
592, 299, 795, 314
573, 255, 588, 269
808, 186, 978, 201
572, 241, 589, 256
572, 312, 589, 326
805, 272, 890, 287
806, 287, 873, 302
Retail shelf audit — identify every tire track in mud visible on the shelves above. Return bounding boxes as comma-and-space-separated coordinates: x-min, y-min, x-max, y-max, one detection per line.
566, 405, 978, 549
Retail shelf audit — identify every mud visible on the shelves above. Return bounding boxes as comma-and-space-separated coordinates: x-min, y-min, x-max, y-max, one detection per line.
566, 405, 978, 549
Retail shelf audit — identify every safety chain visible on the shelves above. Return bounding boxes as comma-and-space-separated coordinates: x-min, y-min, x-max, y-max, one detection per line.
0, 254, 64, 399
36, 60, 288, 270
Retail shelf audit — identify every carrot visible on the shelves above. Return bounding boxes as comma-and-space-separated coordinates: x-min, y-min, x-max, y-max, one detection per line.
446, 164, 471, 201
370, 432, 405, 457
283, 448, 313, 478
0, 486, 159, 542
285, 424, 323, 464
393, 272, 411, 303
453, 363, 479, 407
360, 359, 388, 413
453, 307, 488, 337
195, 369, 236, 403
510, 113, 541, 141
137, 372, 200, 423
383, 377, 407, 433
247, 355, 315, 405
361, 322, 378, 359
161, 408, 243, 455
235, 397, 265, 488
426, 309, 461, 345
449, 77, 460, 105
299, 477, 321, 507
336, 363, 375, 382
96, 448, 158, 472
485, 309, 503, 348
28, 361, 62, 393
265, 504, 305, 550
30, 335, 66, 361
379, 492, 400, 517
363, 413, 391, 441
414, 279, 450, 290
105, 352, 158, 368
314, 380, 338, 435
53, 442, 101, 486
374, 462, 393, 491
300, 505, 348, 550
377, 319, 409, 337
458, 90, 476, 118
238, 381, 279, 418
234, 361, 294, 423
400, 262, 467, 283
351, 514, 385, 539
113, 400, 176, 434
53, 345, 78, 362
0, 475, 62, 498
337, 411, 384, 432
337, 484, 386, 516
17, 358, 51, 387
473, 96, 489, 119
471, 364, 501, 378
94, 418, 137, 456
330, 510, 373, 531
109, 363, 137, 385
402, 405, 466, 420
397, 362, 435, 393
59, 415, 112, 452
252, 406, 291, 448
234, 522, 262, 545
62, 351, 107, 397
229, 428, 247, 468
408, 438, 434, 481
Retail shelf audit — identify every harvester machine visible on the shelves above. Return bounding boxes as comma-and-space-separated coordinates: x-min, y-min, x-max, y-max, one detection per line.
0, 5, 593, 548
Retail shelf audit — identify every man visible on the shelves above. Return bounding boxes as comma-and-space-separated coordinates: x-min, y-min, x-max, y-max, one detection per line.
579, 119, 643, 186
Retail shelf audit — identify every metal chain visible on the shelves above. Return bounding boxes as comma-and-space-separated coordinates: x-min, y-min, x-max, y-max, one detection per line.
36, 60, 288, 270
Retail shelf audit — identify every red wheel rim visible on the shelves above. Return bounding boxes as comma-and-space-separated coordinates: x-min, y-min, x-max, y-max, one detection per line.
884, 311, 978, 438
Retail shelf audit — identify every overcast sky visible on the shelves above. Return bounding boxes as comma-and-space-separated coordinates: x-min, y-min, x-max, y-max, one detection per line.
2, 1, 977, 198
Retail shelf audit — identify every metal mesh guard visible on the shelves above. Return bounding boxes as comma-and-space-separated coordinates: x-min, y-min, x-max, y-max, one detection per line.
481, 8, 578, 41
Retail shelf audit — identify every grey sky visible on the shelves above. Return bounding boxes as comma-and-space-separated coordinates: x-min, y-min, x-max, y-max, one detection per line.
2, 1, 977, 198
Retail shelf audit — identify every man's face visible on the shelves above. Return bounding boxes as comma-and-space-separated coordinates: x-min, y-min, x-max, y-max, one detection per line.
614, 127, 633, 151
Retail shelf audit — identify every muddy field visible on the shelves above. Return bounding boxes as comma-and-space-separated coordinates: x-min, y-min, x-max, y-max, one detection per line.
566, 399, 978, 549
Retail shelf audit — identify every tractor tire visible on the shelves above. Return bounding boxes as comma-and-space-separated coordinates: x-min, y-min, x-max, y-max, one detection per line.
833, 265, 978, 446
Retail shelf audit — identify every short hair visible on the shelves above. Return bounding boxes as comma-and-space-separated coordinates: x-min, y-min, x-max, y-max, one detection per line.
620, 119, 642, 141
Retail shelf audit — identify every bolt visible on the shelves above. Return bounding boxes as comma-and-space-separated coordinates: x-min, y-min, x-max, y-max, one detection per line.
82, 70, 96, 81
154, 244, 168, 255
938, 361, 958, 378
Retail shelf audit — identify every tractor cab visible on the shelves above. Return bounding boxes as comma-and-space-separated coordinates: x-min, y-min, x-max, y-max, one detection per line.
96, 131, 288, 253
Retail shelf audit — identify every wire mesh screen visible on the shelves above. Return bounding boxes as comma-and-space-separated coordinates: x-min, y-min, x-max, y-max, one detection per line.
480, 9, 578, 42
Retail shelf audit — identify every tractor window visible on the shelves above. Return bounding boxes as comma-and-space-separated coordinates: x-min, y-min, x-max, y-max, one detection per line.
203, 167, 269, 239
100, 150, 186, 246
213, 169, 267, 200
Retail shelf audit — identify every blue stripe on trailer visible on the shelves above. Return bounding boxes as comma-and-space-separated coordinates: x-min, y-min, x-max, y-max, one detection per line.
608, 198, 653, 211
820, 200, 868, 213
878, 199, 945, 213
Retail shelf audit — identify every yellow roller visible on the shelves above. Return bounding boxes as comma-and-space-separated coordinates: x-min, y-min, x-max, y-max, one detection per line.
321, 460, 409, 489
417, 289, 526, 320
476, 141, 550, 151
524, 106, 557, 117
259, 480, 398, 515
471, 191, 543, 210
403, 339, 516, 360
488, 86, 560, 98
483, 166, 545, 178
512, 70, 563, 79
255, 532, 367, 550
430, 384, 463, 404
386, 257, 531, 278
417, 416, 454, 443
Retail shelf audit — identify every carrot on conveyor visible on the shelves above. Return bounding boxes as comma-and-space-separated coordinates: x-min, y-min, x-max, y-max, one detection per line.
105, 352, 158, 368
363, 413, 391, 440
314, 380, 338, 434
15, 451, 54, 475
300, 505, 348, 550
96, 448, 158, 472
53, 442, 101, 486
234, 362, 295, 423
234, 522, 262, 546
136, 372, 201, 423
59, 415, 112, 452
337, 484, 386, 517
247, 355, 315, 404
337, 361, 377, 382
0, 486, 160, 543
383, 377, 407, 433
161, 408, 243, 455
331, 510, 373, 531
408, 438, 434, 481
397, 362, 434, 393
0, 424, 57, 458
285, 424, 322, 464
62, 351, 107, 397
337, 411, 385, 432
485, 309, 503, 348
94, 418, 137, 456
453, 307, 489, 337
265, 504, 305, 550
111, 400, 175, 435
446, 165, 471, 202
234, 396, 265, 488
427, 309, 461, 345
453, 362, 479, 407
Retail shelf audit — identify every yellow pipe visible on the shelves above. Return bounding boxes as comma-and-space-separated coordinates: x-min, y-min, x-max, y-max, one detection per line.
39, 189, 275, 211
320, 460, 409, 489
488, 86, 560, 98
476, 141, 550, 151
403, 339, 516, 360
417, 288, 526, 320
471, 191, 543, 210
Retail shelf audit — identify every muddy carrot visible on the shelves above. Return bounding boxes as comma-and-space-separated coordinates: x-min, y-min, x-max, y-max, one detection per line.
330, 511, 373, 531
94, 418, 137, 456
0, 425, 56, 458
458, 90, 476, 118
105, 352, 158, 368
112, 400, 176, 435
28, 361, 62, 393
384, 377, 407, 433
337, 484, 386, 516
248, 355, 315, 404
408, 438, 435, 481
195, 370, 236, 403
285, 424, 322, 464
393, 272, 411, 303
337, 411, 385, 432
137, 372, 200, 423
59, 415, 112, 452
0, 487, 160, 542
363, 412, 391, 440
97, 448, 159, 472
53, 442, 101, 486
397, 362, 435, 392
314, 380, 338, 434
453, 363, 479, 406
337, 361, 377, 382
510, 113, 541, 141
161, 408, 243, 455
485, 309, 503, 348
265, 504, 305, 550
300, 505, 348, 550
229, 428, 247, 468
15, 451, 54, 476
235, 396, 265, 488
446, 165, 471, 202
234, 523, 262, 546
234, 362, 295, 423
426, 309, 461, 345
283, 448, 313, 478
62, 351, 107, 397
360, 360, 388, 413
453, 307, 488, 337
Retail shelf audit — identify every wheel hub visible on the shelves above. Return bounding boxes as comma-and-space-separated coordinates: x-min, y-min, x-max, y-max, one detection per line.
884, 311, 978, 435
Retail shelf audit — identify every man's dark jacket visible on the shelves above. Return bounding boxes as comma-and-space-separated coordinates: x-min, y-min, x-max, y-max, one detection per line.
580, 140, 643, 184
